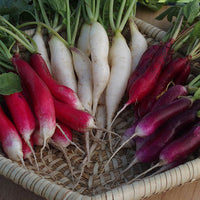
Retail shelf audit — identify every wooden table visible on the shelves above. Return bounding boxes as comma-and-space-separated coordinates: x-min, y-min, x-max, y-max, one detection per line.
1, 5, 200, 200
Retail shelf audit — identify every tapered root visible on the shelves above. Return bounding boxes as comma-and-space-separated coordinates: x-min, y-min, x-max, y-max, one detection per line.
102, 133, 138, 172
127, 162, 163, 184
56, 123, 85, 154
121, 158, 139, 174
110, 103, 129, 128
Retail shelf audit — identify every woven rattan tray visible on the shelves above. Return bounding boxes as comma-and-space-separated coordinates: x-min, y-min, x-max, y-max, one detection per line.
1, 18, 200, 200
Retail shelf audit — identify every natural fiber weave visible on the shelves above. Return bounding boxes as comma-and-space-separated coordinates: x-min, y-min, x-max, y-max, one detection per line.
0, 18, 200, 200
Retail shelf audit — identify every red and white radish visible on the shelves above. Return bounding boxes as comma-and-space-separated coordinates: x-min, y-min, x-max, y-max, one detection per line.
0, 106, 23, 162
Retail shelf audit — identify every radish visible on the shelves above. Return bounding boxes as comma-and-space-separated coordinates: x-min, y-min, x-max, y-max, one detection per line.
123, 108, 199, 173
111, 15, 184, 125
4, 92, 36, 144
3, 92, 38, 168
0, 105, 23, 162
174, 62, 191, 85
151, 85, 188, 111
29, 53, 83, 110
51, 122, 72, 148
106, 31, 132, 129
32, 27, 51, 74
12, 56, 56, 159
106, 0, 137, 131
22, 138, 34, 161
138, 57, 189, 117
77, 23, 91, 57
82, 0, 110, 116
54, 99, 96, 133
105, 97, 192, 169
48, 36, 77, 92
126, 44, 160, 92
129, 17, 148, 73
159, 122, 200, 164
70, 48, 93, 113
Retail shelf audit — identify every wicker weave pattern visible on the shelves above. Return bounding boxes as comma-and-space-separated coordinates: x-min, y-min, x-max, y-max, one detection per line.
0, 18, 200, 200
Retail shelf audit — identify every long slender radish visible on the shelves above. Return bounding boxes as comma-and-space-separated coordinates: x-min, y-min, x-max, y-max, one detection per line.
126, 44, 160, 92
90, 21, 110, 116
106, 31, 132, 129
3, 92, 38, 168
129, 17, 147, 73
105, 97, 192, 168
49, 35, 77, 92
111, 40, 173, 125
138, 57, 189, 117
123, 85, 188, 148
77, 23, 91, 57
54, 99, 96, 133
70, 48, 93, 113
32, 27, 52, 73
12, 56, 56, 153
135, 97, 192, 137
160, 122, 200, 165
4, 92, 36, 143
135, 109, 198, 165
0, 106, 23, 162
151, 85, 188, 111
29, 53, 83, 110
174, 62, 191, 85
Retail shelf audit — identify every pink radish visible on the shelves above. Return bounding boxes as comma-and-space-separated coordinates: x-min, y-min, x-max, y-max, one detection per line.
0, 106, 23, 162
4, 92, 38, 168
32, 27, 52, 73
29, 53, 83, 110
12, 56, 56, 156
54, 99, 96, 133
51, 122, 72, 148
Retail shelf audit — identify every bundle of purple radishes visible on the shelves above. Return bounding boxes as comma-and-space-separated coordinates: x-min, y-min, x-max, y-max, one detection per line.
0, 0, 199, 182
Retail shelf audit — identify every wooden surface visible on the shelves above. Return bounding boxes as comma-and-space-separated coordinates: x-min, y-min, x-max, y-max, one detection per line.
1, 5, 200, 200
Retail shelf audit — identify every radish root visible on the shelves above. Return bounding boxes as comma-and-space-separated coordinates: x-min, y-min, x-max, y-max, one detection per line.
56, 123, 85, 154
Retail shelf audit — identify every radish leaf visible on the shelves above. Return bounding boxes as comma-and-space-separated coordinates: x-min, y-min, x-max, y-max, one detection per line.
0, 72, 22, 95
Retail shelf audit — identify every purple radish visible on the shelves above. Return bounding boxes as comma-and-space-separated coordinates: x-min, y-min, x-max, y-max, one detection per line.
105, 97, 192, 167
151, 85, 188, 111
129, 121, 200, 183
160, 122, 200, 165
135, 97, 192, 137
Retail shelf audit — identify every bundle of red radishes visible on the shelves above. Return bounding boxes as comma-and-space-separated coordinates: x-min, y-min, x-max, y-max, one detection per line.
0, 0, 199, 183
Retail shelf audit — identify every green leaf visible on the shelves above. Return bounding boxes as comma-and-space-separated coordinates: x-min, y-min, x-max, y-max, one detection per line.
190, 21, 200, 38
156, 6, 181, 22
183, 0, 199, 23
0, 72, 22, 95
0, 0, 35, 25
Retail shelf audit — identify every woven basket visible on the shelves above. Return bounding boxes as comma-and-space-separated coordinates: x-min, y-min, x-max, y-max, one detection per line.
1, 18, 200, 200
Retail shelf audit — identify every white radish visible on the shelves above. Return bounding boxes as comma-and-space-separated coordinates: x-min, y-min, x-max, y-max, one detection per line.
77, 23, 92, 57
129, 18, 148, 73
106, 31, 132, 130
90, 21, 110, 116
71, 47, 93, 113
49, 35, 77, 93
33, 28, 52, 74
